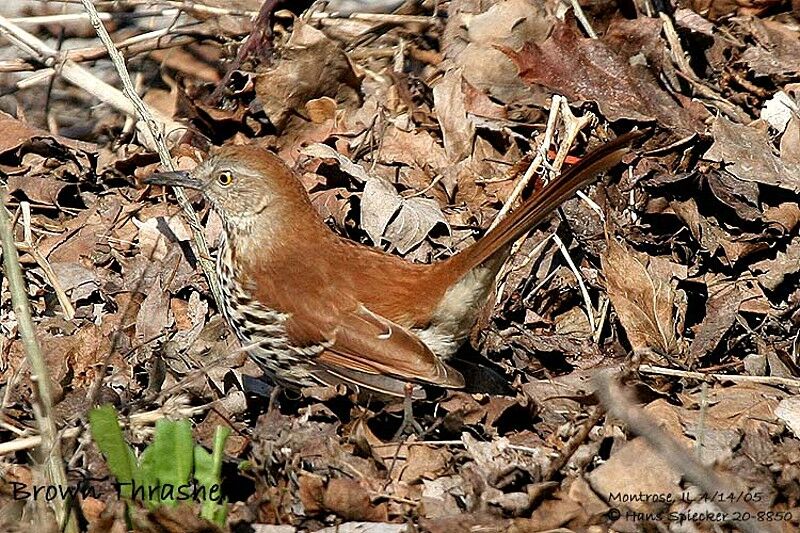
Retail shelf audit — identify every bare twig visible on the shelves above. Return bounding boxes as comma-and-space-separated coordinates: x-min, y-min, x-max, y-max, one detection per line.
369, 437, 545, 455
552, 99, 594, 175
15, 202, 75, 320
552, 233, 596, 331
75, 0, 224, 312
593, 295, 610, 343
490, 95, 562, 231
659, 13, 749, 123
3, 16, 206, 74
0, 400, 209, 457
492, 97, 562, 301
638, 364, 800, 389
593, 370, 778, 533
279, 11, 438, 26
542, 405, 606, 480
9, 9, 181, 26
0, 16, 140, 118
0, 199, 77, 531
569, 0, 598, 39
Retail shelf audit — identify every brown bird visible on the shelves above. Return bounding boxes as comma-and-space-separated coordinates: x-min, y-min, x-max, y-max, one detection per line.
145, 131, 644, 400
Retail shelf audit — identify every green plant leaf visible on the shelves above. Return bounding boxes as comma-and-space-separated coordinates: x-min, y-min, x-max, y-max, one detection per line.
89, 405, 138, 499
195, 425, 230, 525
137, 442, 161, 508
142, 419, 194, 507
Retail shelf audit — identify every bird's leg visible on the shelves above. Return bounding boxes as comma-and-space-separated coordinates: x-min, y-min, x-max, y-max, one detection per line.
393, 382, 423, 440
267, 384, 283, 415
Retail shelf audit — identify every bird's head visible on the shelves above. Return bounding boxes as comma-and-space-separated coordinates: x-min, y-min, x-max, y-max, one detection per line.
144, 145, 306, 227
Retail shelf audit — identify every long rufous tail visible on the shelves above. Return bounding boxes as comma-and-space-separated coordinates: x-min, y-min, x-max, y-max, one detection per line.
452, 129, 648, 273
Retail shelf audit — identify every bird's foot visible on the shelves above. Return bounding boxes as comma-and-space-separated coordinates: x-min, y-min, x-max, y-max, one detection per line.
392, 383, 423, 440
267, 384, 283, 415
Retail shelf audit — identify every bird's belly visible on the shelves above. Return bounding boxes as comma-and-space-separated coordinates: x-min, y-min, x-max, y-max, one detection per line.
216, 243, 317, 387
415, 264, 498, 359
414, 324, 463, 359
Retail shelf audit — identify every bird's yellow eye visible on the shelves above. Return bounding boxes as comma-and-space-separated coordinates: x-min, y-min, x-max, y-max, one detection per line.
217, 171, 233, 186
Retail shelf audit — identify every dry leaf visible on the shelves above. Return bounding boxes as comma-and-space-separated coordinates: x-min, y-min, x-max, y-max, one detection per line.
503, 21, 703, 133
602, 239, 682, 357
705, 116, 800, 192
360, 178, 449, 253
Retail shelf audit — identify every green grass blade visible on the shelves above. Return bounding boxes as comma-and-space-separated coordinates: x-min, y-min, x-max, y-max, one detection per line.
88, 405, 138, 499
195, 425, 230, 525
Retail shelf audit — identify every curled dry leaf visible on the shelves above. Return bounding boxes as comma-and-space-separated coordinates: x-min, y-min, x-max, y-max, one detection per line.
50, 262, 98, 302
669, 198, 767, 264
6, 175, 76, 207
301, 143, 372, 182
135, 215, 192, 263
749, 235, 800, 291
705, 116, 800, 192
781, 114, 800, 165
444, 0, 552, 105
687, 278, 745, 365
503, 22, 703, 133
737, 18, 800, 78
421, 475, 471, 518
433, 68, 475, 163
323, 478, 388, 521
360, 178, 449, 254
688, 0, 782, 19
761, 91, 798, 134
399, 445, 453, 483
0, 110, 95, 156
136, 277, 174, 342
254, 21, 360, 131
776, 397, 800, 438
588, 437, 683, 514
461, 433, 546, 488
602, 239, 683, 359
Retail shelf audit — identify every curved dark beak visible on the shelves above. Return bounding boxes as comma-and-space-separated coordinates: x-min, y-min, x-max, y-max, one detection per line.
144, 170, 201, 189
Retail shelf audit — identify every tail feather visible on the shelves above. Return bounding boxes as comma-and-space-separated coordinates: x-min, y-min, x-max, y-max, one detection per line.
452, 130, 647, 273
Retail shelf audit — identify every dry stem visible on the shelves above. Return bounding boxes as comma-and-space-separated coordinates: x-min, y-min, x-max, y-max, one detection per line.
75, 0, 224, 311
593, 370, 777, 533
0, 199, 77, 531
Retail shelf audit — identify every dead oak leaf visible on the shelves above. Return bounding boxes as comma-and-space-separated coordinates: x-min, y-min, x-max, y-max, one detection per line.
705, 116, 800, 192
602, 239, 683, 358
737, 18, 800, 77
433, 68, 475, 163
136, 277, 174, 343
776, 396, 800, 438
254, 21, 360, 132
6, 175, 76, 207
687, 278, 746, 365
300, 475, 387, 522
361, 178, 449, 254
0, 110, 95, 156
502, 22, 702, 133
749, 235, 800, 291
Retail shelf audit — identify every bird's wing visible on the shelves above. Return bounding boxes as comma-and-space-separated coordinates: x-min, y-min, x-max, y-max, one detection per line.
287, 304, 464, 393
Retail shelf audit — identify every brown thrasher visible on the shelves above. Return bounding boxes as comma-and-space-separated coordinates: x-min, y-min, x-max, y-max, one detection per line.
145, 131, 643, 399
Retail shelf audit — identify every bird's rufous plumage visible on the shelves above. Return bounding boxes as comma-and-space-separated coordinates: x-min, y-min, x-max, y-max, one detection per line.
145, 131, 644, 397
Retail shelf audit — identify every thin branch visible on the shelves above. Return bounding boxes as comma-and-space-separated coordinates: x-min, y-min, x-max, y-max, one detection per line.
639, 364, 800, 389
16, 202, 75, 320
593, 370, 777, 533
0, 400, 209, 457
75, 0, 224, 313
553, 233, 596, 331
0, 198, 77, 531
542, 405, 606, 480
489, 95, 562, 231
569, 0, 598, 39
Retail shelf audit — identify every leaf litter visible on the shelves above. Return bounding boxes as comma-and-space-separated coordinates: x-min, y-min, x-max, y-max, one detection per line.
1, 0, 800, 532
